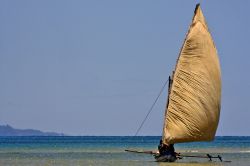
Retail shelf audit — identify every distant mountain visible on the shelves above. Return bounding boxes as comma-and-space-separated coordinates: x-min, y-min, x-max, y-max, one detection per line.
0, 125, 65, 136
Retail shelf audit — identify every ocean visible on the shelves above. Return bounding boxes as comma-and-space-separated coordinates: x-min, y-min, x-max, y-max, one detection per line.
0, 136, 249, 166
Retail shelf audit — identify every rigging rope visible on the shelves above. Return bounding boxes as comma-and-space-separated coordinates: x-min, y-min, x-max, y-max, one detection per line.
134, 79, 168, 136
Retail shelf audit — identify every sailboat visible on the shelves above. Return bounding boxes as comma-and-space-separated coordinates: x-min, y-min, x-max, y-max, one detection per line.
126, 4, 222, 162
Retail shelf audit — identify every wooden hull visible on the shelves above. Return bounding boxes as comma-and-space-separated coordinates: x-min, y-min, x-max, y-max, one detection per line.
154, 154, 177, 162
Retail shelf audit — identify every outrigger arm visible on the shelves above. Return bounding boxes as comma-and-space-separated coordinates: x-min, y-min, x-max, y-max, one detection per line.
125, 149, 231, 162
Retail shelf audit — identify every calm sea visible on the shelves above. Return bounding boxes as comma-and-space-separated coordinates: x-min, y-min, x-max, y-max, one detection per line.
0, 136, 249, 166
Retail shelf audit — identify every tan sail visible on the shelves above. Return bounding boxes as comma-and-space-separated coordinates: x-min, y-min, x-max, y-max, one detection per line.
162, 4, 221, 144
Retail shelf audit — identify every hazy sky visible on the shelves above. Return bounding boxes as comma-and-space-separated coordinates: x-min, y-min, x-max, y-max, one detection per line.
0, 0, 249, 136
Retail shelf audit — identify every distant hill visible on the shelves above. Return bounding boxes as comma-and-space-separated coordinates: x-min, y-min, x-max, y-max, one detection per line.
0, 125, 65, 136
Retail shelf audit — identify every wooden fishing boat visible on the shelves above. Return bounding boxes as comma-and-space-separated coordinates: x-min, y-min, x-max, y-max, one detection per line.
126, 3, 223, 162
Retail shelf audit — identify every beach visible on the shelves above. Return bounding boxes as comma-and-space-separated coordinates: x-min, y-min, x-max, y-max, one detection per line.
0, 136, 249, 166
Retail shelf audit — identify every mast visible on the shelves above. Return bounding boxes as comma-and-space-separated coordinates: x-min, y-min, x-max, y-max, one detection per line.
162, 4, 221, 145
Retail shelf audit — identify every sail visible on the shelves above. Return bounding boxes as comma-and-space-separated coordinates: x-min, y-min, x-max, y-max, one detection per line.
162, 4, 221, 144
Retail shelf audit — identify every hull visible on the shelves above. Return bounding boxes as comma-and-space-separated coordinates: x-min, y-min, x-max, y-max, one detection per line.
154, 154, 177, 162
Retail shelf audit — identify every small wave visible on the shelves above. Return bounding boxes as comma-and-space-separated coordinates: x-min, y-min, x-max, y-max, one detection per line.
181, 150, 199, 153
239, 150, 250, 153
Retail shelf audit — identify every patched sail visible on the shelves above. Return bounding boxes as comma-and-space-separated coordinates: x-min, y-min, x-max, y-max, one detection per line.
162, 4, 221, 144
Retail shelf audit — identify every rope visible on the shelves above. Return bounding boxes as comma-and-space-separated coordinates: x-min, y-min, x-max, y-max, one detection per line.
134, 79, 168, 136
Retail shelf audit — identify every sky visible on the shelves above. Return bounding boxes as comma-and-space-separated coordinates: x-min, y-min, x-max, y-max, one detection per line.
0, 0, 249, 136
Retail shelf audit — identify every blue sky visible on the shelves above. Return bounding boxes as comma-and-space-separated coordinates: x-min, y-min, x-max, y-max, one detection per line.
0, 0, 249, 136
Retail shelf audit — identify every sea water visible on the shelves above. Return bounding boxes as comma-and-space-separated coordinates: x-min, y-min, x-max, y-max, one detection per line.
0, 136, 249, 166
